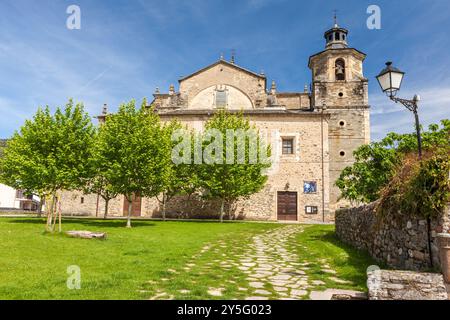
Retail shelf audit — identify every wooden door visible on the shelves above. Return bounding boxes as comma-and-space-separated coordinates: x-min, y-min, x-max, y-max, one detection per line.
123, 194, 142, 217
277, 192, 298, 221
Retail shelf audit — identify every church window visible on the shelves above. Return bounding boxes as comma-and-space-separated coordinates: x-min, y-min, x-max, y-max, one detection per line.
282, 138, 294, 155
335, 59, 346, 81
335, 32, 340, 40
304, 181, 317, 194
215, 89, 227, 108
80, 197, 84, 204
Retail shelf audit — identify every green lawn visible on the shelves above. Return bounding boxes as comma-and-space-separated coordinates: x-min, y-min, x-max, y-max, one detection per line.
0, 218, 375, 300
293, 225, 377, 292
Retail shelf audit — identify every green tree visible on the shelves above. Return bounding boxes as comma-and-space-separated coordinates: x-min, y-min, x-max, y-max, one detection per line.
336, 119, 450, 203
96, 99, 171, 228
156, 121, 201, 221
200, 110, 271, 222
0, 100, 95, 231
0, 139, 7, 158
83, 130, 119, 219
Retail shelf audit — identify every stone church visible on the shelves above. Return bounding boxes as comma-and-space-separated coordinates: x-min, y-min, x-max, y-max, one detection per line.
61, 22, 370, 223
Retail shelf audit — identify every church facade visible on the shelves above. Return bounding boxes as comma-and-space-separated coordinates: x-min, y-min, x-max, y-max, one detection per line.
61, 23, 370, 223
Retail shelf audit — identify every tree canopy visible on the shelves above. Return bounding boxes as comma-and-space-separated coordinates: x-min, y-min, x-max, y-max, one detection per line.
0, 100, 95, 231
95, 99, 171, 227
199, 110, 272, 222
336, 119, 450, 204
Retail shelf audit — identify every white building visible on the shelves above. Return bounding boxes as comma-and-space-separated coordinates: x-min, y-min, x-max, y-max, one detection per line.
0, 183, 40, 211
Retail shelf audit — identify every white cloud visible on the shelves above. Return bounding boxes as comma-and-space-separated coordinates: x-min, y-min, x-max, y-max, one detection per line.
370, 86, 450, 140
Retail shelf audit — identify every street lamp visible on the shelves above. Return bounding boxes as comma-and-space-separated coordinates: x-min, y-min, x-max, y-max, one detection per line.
376, 61, 433, 268
376, 61, 423, 159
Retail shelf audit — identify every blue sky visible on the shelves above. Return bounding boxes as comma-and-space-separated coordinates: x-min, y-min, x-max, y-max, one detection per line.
0, 0, 449, 140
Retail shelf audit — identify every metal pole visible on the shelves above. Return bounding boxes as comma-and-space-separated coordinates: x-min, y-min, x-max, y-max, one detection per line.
413, 106, 423, 159
411, 100, 433, 268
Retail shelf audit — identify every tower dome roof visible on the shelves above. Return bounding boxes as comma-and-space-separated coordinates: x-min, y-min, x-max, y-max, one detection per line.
323, 16, 349, 49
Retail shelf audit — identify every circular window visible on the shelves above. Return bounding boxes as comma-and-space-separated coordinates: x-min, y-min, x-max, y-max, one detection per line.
339, 120, 346, 127
338, 92, 344, 97
340, 151, 346, 157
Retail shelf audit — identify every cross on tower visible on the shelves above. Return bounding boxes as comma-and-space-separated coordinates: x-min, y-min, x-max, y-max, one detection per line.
333, 9, 338, 27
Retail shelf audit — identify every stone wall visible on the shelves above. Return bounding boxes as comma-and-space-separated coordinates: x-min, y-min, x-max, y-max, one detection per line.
367, 270, 448, 300
335, 202, 450, 271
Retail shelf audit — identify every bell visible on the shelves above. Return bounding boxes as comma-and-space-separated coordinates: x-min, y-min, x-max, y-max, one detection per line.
336, 68, 344, 75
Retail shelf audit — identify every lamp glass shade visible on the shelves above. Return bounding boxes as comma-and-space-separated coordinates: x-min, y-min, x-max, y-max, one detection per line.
390, 71, 404, 90
376, 62, 405, 96
376, 72, 391, 92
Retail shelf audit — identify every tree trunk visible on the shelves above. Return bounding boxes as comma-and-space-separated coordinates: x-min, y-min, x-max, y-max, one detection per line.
219, 199, 225, 223
52, 196, 58, 231
126, 197, 132, 228
95, 193, 100, 218
37, 195, 43, 218
162, 194, 166, 222
46, 193, 56, 232
104, 199, 109, 220
58, 198, 62, 233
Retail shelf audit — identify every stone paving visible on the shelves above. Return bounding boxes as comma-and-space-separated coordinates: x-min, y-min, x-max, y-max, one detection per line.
147, 225, 365, 300
235, 225, 312, 300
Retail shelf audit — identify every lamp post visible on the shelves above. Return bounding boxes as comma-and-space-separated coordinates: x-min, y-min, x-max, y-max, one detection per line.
376, 61, 423, 159
376, 61, 433, 268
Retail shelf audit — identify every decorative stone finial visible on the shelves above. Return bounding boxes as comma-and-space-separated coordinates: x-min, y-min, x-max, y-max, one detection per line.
260, 69, 265, 76
155, 87, 160, 94
220, 52, 224, 60
102, 103, 108, 115
304, 84, 309, 93
270, 80, 277, 94
231, 49, 236, 64
169, 84, 175, 95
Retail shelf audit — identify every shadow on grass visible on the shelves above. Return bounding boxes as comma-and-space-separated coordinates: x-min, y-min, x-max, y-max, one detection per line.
6, 218, 156, 228
299, 226, 380, 287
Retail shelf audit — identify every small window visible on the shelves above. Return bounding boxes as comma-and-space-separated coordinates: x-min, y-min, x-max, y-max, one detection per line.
215, 90, 227, 108
80, 197, 84, 204
16, 190, 24, 199
338, 92, 344, 97
305, 206, 318, 214
282, 138, 294, 155
304, 181, 318, 194
335, 32, 340, 40
339, 120, 346, 127
340, 151, 346, 157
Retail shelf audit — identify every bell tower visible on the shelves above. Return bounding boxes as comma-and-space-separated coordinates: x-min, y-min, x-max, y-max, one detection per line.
308, 19, 371, 212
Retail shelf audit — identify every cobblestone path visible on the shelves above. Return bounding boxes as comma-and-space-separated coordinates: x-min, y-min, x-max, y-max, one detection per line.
146, 225, 365, 300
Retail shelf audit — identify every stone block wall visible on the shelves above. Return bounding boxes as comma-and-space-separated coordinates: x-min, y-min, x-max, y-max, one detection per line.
367, 270, 448, 300
335, 202, 450, 271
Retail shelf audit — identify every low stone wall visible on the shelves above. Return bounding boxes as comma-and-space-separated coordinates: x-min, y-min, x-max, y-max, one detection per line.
367, 270, 448, 300
335, 202, 450, 271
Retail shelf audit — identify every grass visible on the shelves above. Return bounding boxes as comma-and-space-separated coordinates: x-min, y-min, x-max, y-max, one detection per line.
0, 218, 375, 299
293, 224, 377, 292
0, 217, 279, 300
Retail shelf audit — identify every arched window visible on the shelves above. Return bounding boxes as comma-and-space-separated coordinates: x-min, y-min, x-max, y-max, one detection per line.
335, 59, 346, 81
